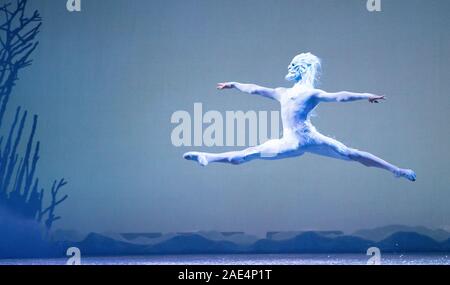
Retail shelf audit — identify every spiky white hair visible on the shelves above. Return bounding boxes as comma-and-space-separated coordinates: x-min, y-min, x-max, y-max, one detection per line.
290, 52, 321, 88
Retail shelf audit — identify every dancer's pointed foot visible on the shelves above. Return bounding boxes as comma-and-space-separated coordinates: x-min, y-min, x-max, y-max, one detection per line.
394, 168, 416, 182
183, 152, 209, 166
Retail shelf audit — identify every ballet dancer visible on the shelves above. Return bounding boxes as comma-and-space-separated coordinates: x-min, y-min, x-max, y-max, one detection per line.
183, 53, 416, 181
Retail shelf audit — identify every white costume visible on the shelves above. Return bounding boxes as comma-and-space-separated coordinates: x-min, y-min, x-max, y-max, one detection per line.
184, 53, 416, 181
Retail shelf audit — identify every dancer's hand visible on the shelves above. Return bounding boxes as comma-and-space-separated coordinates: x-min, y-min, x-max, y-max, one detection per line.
217, 82, 234, 90
368, 95, 386, 103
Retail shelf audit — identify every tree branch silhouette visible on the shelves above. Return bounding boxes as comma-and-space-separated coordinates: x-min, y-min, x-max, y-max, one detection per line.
38, 178, 68, 233
0, 0, 41, 126
0, 0, 68, 234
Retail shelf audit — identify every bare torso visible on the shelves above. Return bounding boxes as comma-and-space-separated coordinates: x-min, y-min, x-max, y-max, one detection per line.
278, 85, 320, 146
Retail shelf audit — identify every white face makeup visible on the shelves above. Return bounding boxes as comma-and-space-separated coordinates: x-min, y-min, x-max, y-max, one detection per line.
285, 61, 301, 81
285, 53, 316, 82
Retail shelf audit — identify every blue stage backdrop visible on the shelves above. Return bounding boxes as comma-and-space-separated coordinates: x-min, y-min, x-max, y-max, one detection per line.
1, 0, 450, 263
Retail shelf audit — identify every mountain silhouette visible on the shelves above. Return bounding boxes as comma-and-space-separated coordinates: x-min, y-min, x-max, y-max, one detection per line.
52, 226, 450, 258
252, 232, 373, 253
354, 225, 450, 242
149, 234, 240, 254
376, 232, 441, 252
71, 233, 147, 256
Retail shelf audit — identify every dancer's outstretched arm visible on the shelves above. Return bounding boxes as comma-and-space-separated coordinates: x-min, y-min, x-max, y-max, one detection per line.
217, 82, 281, 101
315, 90, 385, 103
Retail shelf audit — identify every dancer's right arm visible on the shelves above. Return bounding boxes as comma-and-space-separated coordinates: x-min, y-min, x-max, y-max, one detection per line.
217, 82, 281, 101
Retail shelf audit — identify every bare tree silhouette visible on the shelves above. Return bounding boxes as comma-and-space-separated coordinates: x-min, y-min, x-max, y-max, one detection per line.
0, 0, 41, 126
38, 178, 68, 233
0, 0, 68, 234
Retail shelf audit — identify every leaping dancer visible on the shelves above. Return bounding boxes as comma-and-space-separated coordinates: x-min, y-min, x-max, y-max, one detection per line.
184, 53, 416, 181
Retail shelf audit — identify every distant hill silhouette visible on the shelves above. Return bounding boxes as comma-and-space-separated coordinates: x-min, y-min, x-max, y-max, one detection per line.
376, 232, 442, 252
252, 232, 373, 253
149, 234, 241, 254
354, 225, 450, 242
69, 233, 147, 256
53, 226, 450, 257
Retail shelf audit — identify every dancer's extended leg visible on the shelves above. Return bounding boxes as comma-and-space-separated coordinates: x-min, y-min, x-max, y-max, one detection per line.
184, 148, 258, 166
306, 132, 416, 181
183, 139, 302, 166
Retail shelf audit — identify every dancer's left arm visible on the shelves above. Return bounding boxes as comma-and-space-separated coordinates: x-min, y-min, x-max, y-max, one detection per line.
314, 90, 385, 103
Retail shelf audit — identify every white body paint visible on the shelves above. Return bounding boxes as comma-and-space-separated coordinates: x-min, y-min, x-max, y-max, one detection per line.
184, 53, 416, 181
